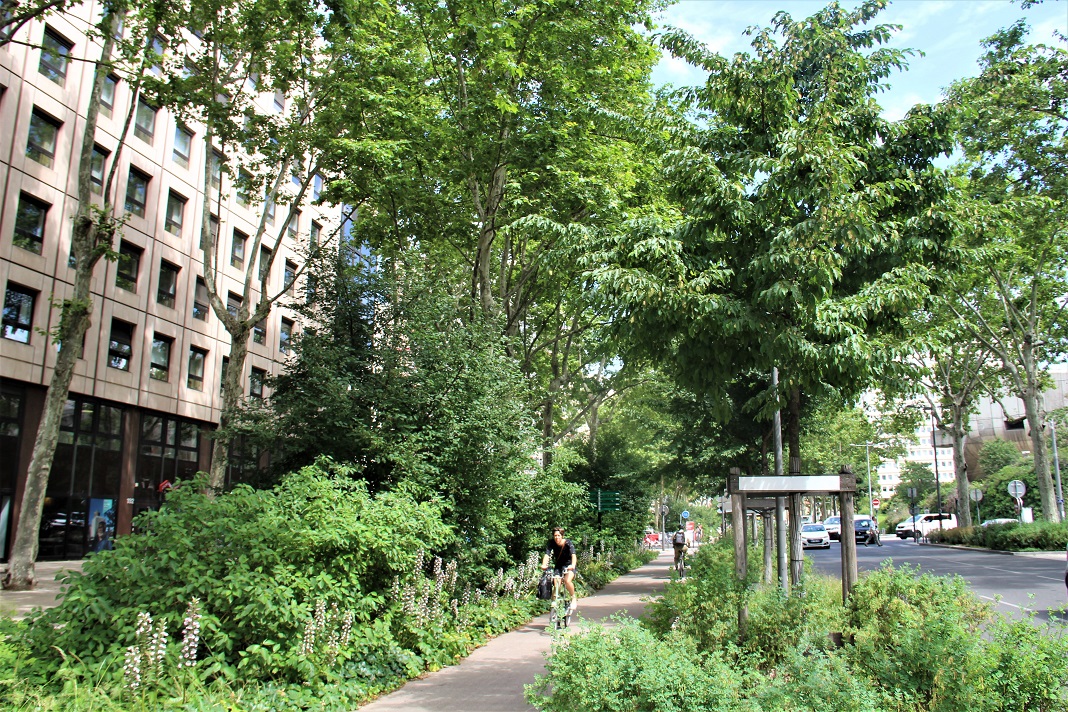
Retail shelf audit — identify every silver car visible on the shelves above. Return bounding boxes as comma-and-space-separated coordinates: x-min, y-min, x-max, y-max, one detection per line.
823, 516, 842, 541
801, 523, 831, 549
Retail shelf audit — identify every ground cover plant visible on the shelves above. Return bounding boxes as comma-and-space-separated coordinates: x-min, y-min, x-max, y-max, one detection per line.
0, 459, 650, 711
527, 540, 1068, 712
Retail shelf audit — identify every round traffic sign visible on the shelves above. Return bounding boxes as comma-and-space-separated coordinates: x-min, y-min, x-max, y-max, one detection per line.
871, 497, 880, 508
1007, 480, 1026, 498
969, 489, 983, 502
681, 510, 690, 519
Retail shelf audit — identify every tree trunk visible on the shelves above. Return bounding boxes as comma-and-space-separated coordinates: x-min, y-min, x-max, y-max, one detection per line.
209, 331, 251, 489
1022, 388, 1058, 521
952, 411, 972, 528
4, 17, 118, 590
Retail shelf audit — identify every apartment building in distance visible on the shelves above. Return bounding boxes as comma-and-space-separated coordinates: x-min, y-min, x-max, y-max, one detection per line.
0, 7, 333, 561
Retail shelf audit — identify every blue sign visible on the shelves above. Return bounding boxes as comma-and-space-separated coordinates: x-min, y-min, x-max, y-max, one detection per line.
682, 510, 690, 519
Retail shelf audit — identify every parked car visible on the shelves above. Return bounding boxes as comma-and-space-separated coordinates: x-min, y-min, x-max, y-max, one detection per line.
980, 518, 1018, 528
801, 523, 831, 549
823, 516, 842, 540
854, 517, 881, 545
896, 513, 957, 538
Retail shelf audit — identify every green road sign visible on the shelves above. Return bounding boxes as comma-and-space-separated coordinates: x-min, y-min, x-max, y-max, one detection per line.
589, 489, 622, 512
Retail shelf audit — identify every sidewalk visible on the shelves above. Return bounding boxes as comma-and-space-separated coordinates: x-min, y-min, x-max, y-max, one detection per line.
359, 549, 674, 712
0, 560, 83, 618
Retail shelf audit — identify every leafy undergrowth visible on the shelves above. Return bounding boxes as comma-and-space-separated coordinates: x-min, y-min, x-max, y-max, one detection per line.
527, 540, 1068, 712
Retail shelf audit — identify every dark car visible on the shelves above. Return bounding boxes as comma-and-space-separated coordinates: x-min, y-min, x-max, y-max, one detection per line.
854, 517, 881, 545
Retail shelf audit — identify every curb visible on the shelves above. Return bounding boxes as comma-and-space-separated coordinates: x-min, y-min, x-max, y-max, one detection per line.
921, 542, 1065, 560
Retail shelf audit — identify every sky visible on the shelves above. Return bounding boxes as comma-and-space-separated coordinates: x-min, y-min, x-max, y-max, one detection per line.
649, 0, 1068, 119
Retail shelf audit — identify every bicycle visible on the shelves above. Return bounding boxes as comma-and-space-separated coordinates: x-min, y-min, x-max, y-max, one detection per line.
674, 547, 687, 579
547, 571, 574, 630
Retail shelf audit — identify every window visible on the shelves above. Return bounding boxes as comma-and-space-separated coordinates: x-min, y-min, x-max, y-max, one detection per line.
164, 191, 186, 235
220, 356, 229, 394
231, 229, 247, 269
172, 126, 192, 168
187, 347, 207, 390
312, 174, 323, 201
100, 74, 118, 117
149, 334, 173, 381
116, 241, 141, 292
149, 35, 165, 75
287, 210, 300, 239
250, 367, 266, 399
235, 169, 251, 207
305, 275, 317, 304
264, 196, 275, 225
14, 193, 48, 254
134, 99, 156, 142
38, 28, 73, 85
26, 109, 60, 168
192, 277, 209, 320
210, 150, 223, 189
90, 145, 108, 194
226, 292, 242, 318
310, 221, 321, 249
284, 260, 297, 295
252, 317, 266, 345
107, 319, 133, 371
279, 318, 293, 354
201, 214, 219, 252
157, 261, 178, 308
125, 168, 149, 217
258, 246, 272, 282
273, 90, 285, 112
2, 285, 36, 343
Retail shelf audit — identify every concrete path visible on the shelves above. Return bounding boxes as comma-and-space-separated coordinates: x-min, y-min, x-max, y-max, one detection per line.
360, 549, 674, 712
0, 560, 82, 618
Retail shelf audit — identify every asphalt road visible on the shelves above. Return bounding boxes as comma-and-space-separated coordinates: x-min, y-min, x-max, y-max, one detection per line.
805, 535, 1068, 624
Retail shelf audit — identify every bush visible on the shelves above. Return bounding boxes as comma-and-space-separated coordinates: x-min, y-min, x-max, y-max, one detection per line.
928, 520, 1068, 551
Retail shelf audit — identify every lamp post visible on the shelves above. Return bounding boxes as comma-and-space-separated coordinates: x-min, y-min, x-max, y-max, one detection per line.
850, 442, 876, 516
1052, 419, 1065, 521
930, 414, 945, 530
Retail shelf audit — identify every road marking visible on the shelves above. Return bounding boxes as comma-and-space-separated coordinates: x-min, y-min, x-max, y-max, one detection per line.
980, 595, 1034, 613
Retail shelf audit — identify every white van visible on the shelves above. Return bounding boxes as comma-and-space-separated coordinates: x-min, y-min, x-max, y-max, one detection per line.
895, 513, 957, 538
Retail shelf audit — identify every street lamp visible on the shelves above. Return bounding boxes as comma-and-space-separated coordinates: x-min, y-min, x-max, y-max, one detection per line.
1051, 419, 1065, 521
850, 442, 877, 516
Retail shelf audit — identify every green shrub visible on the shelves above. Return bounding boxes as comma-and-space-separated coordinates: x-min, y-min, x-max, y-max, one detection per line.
928, 520, 1068, 551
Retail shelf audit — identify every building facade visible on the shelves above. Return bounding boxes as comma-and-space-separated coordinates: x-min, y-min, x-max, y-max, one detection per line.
1, 6, 329, 561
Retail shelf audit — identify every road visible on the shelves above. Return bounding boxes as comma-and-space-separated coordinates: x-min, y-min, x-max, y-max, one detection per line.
805, 535, 1068, 624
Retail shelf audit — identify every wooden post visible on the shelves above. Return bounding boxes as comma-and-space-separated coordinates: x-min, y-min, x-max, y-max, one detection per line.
788, 456, 803, 589
731, 485, 748, 640
776, 496, 788, 592
840, 465, 858, 603
762, 510, 773, 585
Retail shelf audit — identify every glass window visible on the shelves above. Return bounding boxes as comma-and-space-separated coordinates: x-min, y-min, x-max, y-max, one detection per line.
157, 261, 178, 308
164, 191, 185, 235
252, 318, 266, 345
172, 125, 192, 168
187, 347, 207, 390
231, 230, 246, 269
220, 356, 229, 394
90, 145, 108, 195
2, 285, 36, 343
116, 241, 141, 292
258, 246, 272, 282
14, 193, 48, 254
264, 196, 275, 225
149, 35, 165, 75
107, 319, 133, 371
202, 214, 219, 252
133, 100, 156, 143
287, 210, 300, 239
100, 74, 118, 117
149, 334, 173, 381
26, 109, 60, 168
124, 168, 149, 217
273, 90, 284, 112
38, 28, 73, 85
235, 169, 251, 207
226, 292, 242, 318
279, 318, 293, 354
284, 260, 297, 295
193, 278, 209, 321
310, 221, 321, 248
312, 174, 323, 201
250, 367, 266, 399
210, 150, 223, 189
137, 412, 200, 514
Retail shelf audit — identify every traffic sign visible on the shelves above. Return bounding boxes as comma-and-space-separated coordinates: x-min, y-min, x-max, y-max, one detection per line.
871, 497, 880, 508
589, 489, 622, 512
906, 488, 917, 500
969, 489, 983, 502
681, 510, 690, 519
1007, 480, 1026, 498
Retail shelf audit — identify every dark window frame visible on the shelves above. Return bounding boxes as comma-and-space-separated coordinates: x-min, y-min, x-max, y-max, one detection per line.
149, 334, 173, 381
231, 229, 246, 269
192, 277, 209, 321
38, 27, 73, 85
156, 260, 179, 308
116, 241, 142, 292
133, 99, 157, 143
279, 318, 293, 354
2, 284, 37, 343
13, 193, 48, 254
124, 167, 150, 218
187, 346, 207, 390
164, 190, 186, 235
172, 125, 193, 168
107, 319, 134, 371
26, 108, 61, 168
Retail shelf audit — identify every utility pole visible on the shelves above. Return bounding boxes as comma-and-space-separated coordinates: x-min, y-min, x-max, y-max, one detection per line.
772, 368, 787, 592
1051, 419, 1064, 521
931, 413, 944, 530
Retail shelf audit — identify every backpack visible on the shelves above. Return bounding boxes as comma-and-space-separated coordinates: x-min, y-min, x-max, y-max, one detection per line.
674, 530, 686, 545
537, 572, 553, 600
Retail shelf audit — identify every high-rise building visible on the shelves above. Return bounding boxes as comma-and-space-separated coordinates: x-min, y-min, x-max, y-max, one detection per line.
0, 9, 332, 560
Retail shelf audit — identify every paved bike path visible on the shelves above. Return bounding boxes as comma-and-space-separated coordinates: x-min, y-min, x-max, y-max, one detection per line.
359, 549, 675, 712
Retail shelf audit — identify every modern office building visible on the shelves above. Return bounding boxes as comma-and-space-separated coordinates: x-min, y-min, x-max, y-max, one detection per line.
1, 8, 330, 560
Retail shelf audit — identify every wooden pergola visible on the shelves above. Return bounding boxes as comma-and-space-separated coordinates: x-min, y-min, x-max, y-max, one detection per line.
726, 466, 859, 604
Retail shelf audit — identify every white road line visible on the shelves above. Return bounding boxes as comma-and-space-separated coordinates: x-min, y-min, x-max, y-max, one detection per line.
980, 595, 1034, 612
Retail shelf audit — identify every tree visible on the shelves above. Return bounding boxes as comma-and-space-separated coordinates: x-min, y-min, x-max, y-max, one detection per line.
592, 0, 954, 469
978, 439, 1026, 480
5, 2, 178, 590
943, 20, 1068, 521
1, 0, 71, 46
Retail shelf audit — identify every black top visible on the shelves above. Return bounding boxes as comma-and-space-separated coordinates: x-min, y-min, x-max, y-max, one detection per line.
545, 538, 576, 570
